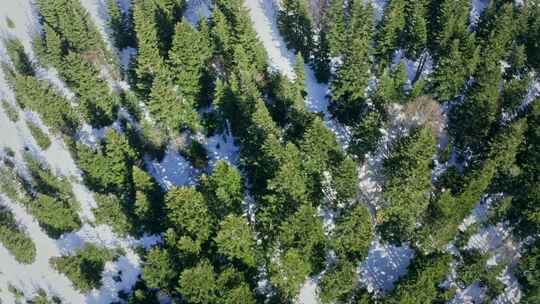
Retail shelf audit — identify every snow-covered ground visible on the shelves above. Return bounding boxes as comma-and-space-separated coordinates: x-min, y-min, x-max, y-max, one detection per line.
358, 239, 414, 294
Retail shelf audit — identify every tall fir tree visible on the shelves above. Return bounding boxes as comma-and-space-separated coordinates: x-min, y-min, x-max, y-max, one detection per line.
278, 0, 314, 59
168, 20, 212, 103
327, 0, 346, 57
133, 0, 164, 97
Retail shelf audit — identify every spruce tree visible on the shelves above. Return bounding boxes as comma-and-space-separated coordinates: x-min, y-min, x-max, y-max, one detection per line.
168, 20, 212, 103
327, 0, 346, 57
401, 0, 428, 60
379, 126, 437, 243
148, 70, 201, 134
278, 0, 314, 59
312, 29, 332, 82
377, 0, 406, 64
133, 0, 164, 97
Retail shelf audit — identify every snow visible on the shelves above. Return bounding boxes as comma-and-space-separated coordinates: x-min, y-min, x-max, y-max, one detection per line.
204, 124, 240, 169
119, 47, 137, 72
493, 268, 522, 304
296, 278, 318, 304
0, 2, 163, 301
470, 0, 490, 28
450, 281, 486, 304
184, 0, 213, 26
358, 239, 414, 294
0, 195, 85, 303
145, 146, 200, 190
365, 0, 388, 22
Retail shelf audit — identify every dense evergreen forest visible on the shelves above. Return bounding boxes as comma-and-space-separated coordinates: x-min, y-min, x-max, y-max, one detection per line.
0, 0, 539, 303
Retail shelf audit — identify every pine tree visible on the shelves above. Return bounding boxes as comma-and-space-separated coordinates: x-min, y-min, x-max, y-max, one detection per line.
168, 19, 212, 103
270, 248, 311, 300
200, 160, 244, 218
4, 38, 34, 76
165, 187, 213, 254
133, 0, 164, 97
319, 260, 357, 304
294, 52, 306, 97
330, 204, 373, 261
60, 52, 119, 128
401, 0, 428, 60
178, 260, 218, 304
312, 29, 331, 82
143, 248, 177, 292
377, 0, 406, 64
36, 0, 106, 56
330, 1, 374, 124
278, 204, 326, 271
148, 70, 201, 134
214, 215, 257, 267
154, 0, 186, 55
278, 0, 314, 59
386, 253, 453, 303
327, 0, 346, 57
379, 126, 437, 243
330, 36, 372, 124
432, 38, 479, 101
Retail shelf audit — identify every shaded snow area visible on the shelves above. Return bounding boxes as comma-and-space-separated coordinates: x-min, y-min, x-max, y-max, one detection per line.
358, 239, 415, 295
204, 125, 240, 169
145, 146, 200, 190
0, 196, 84, 303
451, 281, 486, 304
365, 0, 388, 22
470, 0, 490, 28
0, 92, 161, 303
184, 0, 213, 26
245, 0, 350, 147
447, 193, 523, 304
358, 104, 409, 211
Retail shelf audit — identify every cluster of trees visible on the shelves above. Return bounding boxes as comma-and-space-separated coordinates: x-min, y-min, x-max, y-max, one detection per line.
50, 244, 121, 292
0, 204, 37, 264
141, 160, 258, 302
1, 0, 540, 302
0, 154, 81, 239
75, 128, 165, 236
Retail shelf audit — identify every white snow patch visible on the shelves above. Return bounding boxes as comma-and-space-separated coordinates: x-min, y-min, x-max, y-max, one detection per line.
365, 0, 388, 22
451, 281, 486, 304
119, 47, 136, 72
296, 278, 318, 304
145, 146, 200, 190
